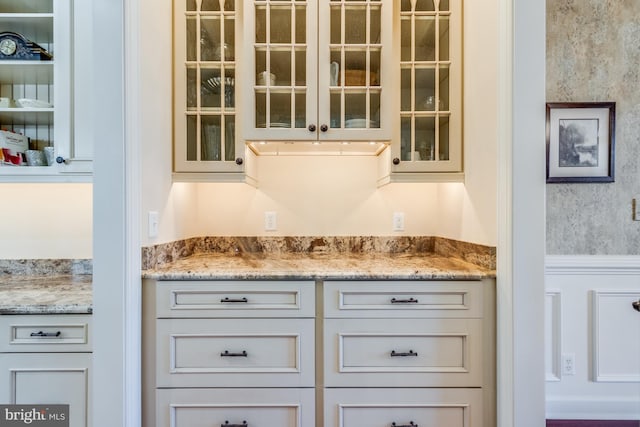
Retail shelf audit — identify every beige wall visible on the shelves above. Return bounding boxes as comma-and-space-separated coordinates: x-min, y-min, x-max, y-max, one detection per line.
140, 0, 499, 247
0, 183, 92, 259
546, 0, 640, 254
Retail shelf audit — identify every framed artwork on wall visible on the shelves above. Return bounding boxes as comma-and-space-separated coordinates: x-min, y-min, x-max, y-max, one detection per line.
546, 102, 615, 183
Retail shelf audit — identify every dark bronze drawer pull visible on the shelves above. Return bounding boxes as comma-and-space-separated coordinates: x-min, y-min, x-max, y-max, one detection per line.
390, 350, 418, 357
30, 331, 61, 337
220, 297, 248, 303
390, 298, 418, 304
392, 422, 418, 427
221, 421, 247, 427
632, 300, 640, 312
220, 350, 248, 357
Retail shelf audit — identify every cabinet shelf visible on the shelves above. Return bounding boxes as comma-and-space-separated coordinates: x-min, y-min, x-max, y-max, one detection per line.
0, 108, 53, 125
0, 61, 53, 84
0, 14, 54, 44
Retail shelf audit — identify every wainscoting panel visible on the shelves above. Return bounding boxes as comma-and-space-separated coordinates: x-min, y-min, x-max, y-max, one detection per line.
545, 290, 562, 382
592, 291, 640, 383
545, 256, 640, 421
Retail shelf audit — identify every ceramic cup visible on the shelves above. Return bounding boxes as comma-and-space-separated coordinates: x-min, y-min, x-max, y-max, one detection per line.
25, 150, 46, 166
43, 146, 55, 166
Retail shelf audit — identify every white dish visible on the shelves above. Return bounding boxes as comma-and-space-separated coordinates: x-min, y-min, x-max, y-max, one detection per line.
270, 122, 291, 128
15, 98, 53, 108
345, 119, 378, 128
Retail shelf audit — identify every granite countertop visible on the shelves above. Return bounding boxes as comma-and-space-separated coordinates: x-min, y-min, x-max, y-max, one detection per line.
0, 274, 92, 315
0, 237, 495, 315
142, 236, 496, 281
0, 259, 92, 315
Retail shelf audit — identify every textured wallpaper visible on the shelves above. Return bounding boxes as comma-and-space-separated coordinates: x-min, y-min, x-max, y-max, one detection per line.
546, 0, 640, 254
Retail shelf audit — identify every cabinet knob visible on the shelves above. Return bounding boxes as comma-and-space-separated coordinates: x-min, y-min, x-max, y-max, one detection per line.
235, 157, 243, 165
633, 300, 640, 312
308, 124, 316, 132
320, 124, 328, 132
56, 156, 69, 165
392, 157, 400, 165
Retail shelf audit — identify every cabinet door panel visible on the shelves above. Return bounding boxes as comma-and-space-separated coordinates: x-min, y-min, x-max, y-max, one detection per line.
156, 280, 315, 318
156, 318, 315, 387
324, 318, 482, 387
324, 388, 482, 427
0, 314, 91, 352
0, 353, 91, 427
324, 280, 483, 318
157, 388, 315, 427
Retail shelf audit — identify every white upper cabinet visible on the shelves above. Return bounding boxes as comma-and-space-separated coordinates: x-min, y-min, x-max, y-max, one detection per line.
0, 0, 93, 181
173, 0, 250, 177
172, 0, 462, 180
384, 0, 462, 178
242, 0, 393, 154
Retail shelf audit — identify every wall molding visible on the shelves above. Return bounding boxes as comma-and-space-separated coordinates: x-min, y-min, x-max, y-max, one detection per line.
545, 290, 562, 382
546, 255, 640, 275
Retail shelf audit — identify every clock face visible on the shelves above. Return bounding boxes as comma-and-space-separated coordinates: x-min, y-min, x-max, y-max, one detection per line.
0, 38, 17, 56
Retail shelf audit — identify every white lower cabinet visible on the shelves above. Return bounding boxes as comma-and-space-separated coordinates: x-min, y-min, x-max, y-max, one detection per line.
0, 314, 92, 427
324, 388, 482, 427
156, 388, 315, 427
144, 279, 494, 427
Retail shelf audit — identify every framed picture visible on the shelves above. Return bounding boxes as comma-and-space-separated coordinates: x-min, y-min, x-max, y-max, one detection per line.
546, 102, 615, 183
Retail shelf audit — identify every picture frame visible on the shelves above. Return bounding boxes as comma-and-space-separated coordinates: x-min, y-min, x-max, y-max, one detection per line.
546, 102, 615, 183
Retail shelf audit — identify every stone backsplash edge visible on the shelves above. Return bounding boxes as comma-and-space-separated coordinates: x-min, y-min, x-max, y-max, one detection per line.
142, 236, 496, 271
0, 259, 93, 276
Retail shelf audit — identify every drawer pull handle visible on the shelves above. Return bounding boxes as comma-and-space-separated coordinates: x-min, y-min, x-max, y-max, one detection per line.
390, 350, 418, 357
392, 423, 418, 427
220, 350, 248, 357
220, 297, 249, 303
30, 331, 61, 337
221, 421, 247, 427
390, 298, 418, 304
633, 300, 640, 312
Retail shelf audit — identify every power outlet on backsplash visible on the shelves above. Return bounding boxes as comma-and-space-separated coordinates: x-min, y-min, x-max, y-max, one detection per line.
632, 199, 640, 221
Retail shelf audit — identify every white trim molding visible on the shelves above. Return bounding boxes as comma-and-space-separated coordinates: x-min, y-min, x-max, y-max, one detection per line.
545, 290, 562, 382
546, 255, 640, 275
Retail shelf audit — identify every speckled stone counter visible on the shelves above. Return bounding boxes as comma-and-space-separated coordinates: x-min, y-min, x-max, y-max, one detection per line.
0, 259, 92, 315
142, 236, 496, 281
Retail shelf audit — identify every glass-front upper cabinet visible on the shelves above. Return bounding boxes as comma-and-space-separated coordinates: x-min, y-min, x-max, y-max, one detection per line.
242, 0, 392, 143
174, 0, 244, 174
391, 0, 461, 173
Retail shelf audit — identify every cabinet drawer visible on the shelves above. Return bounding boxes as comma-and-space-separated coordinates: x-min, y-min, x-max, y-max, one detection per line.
0, 315, 91, 352
156, 388, 314, 427
324, 388, 482, 427
324, 318, 482, 387
155, 281, 315, 318
324, 281, 483, 318
156, 318, 314, 387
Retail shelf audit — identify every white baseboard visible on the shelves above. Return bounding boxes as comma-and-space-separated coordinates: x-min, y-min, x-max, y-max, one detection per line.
546, 397, 640, 420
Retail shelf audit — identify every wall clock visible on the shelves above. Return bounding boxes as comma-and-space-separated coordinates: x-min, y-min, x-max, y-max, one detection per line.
0, 32, 52, 60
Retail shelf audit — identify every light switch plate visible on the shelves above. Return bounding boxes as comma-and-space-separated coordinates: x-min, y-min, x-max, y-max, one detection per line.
393, 212, 405, 231
264, 211, 277, 231
148, 211, 159, 238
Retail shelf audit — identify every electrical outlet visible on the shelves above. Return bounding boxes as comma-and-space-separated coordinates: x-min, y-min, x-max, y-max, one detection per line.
264, 211, 277, 231
148, 211, 159, 239
393, 212, 405, 231
633, 199, 640, 221
562, 353, 576, 376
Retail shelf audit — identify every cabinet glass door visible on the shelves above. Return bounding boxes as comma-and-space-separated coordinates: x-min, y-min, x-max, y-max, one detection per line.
393, 0, 461, 172
318, 0, 391, 141
245, 0, 317, 141
175, 0, 241, 172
